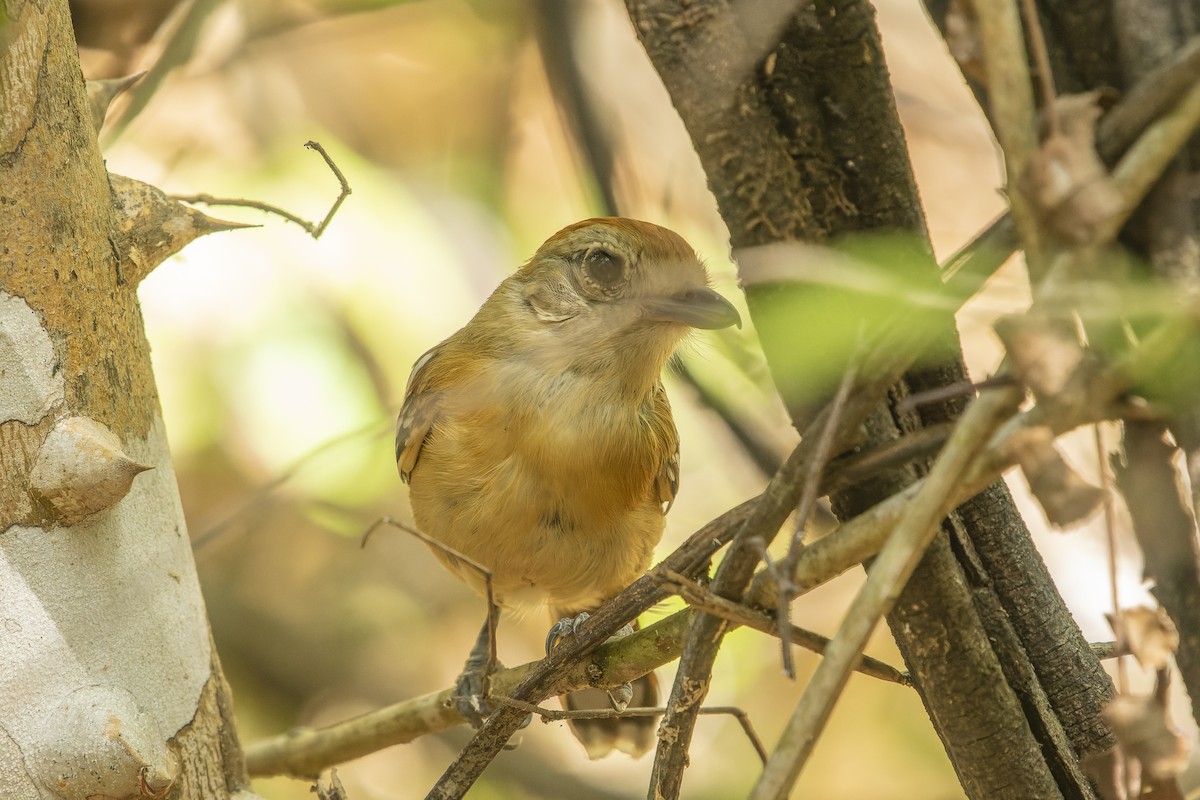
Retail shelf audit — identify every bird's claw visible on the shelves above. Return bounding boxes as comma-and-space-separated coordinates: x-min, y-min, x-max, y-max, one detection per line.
606, 681, 635, 712
546, 611, 591, 652
547, 612, 638, 711
452, 665, 492, 728
452, 665, 533, 744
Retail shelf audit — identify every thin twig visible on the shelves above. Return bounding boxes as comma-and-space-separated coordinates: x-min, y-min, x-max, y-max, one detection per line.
961, 0, 1044, 267
658, 569, 910, 686
492, 699, 770, 764
776, 355, 860, 678
1097, 79, 1200, 244
820, 423, 954, 494
171, 141, 351, 239
1017, 0, 1058, 135
1097, 37, 1200, 164
361, 517, 500, 700
1095, 426, 1126, 690
303, 141, 352, 238
1095, 422, 1136, 800
894, 375, 1016, 416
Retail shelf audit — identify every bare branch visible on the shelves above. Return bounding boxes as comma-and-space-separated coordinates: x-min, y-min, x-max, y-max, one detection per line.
171, 141, 351, 240
657, 569, 910, 686
749, 383, 1024, 800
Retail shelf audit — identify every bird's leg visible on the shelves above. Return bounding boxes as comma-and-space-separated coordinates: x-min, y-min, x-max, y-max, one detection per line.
546, 611, 637, 711
454, 611, 498, 728
453, 605, 532, 740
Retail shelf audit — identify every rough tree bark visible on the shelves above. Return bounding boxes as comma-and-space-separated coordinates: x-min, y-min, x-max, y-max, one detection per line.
625, 1, 1114, 797
0, 1, 257, 797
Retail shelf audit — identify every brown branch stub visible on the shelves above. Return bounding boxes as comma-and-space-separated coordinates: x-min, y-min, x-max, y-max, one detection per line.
170, 141, 351, 240
86, 71, 145, 133
109, 173, 254, 286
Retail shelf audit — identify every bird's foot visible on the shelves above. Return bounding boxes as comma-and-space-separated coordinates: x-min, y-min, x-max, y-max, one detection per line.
546, 612, 637, 712
452, 651, 495, 729
452, 651, 532, 747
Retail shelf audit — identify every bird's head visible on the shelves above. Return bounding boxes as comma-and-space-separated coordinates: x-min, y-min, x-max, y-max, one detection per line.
495, 218, 740, 387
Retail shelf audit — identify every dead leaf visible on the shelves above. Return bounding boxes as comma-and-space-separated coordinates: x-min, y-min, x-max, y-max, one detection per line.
994, 313, 1085, 401
1009, 425, 1105, 527
1020, 91, 1124, 244
1110, 607, 1179, 671
1103, 687, 1191, 782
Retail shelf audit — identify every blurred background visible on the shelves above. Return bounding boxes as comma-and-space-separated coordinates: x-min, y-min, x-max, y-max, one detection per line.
75, 0, 1179, 796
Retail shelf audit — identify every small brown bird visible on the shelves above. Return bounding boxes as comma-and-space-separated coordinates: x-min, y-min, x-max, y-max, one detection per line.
396, 217, 740, 758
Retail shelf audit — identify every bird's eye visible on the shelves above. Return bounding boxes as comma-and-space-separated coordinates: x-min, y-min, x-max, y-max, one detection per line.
583, 248, 625, 289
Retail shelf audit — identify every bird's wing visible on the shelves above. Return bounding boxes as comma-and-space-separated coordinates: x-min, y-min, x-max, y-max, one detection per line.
395, 346, 442, 484
651, 381, 681, 513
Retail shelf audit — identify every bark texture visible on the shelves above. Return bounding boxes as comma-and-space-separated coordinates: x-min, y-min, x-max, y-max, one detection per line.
0, 1, 251, 797
627, 0, 1114, 796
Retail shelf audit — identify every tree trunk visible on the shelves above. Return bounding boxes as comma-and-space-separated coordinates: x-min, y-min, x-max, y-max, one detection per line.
0, 1, 254, 796
625, 0, 1114, 796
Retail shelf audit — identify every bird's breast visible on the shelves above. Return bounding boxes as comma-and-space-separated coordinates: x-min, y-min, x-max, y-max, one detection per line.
407, 361, 664, 610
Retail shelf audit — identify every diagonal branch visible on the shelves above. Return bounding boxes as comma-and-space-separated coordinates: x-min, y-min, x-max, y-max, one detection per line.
749, 383, 1024, 800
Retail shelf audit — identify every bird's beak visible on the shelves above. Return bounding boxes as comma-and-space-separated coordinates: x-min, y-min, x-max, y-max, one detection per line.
644, 287, 742, 330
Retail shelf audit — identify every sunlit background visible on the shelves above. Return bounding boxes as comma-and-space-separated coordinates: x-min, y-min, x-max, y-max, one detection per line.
74, 0, 1183, 796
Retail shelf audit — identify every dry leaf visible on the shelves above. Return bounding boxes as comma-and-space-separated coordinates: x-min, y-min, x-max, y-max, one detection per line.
994, 313, 1085, 401
1110, 607, 1179, 671
1103, 688, 1191, 782
1009, 425, 1105, 527
1020, 91, 1124, 244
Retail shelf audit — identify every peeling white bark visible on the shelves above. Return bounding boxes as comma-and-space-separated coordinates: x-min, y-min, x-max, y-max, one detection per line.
0, 293, 64, 425
0, 417, 211, 797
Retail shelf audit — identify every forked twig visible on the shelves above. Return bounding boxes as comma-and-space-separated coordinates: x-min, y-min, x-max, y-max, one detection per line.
361, 516, 500, 703
171, 141, 350, 239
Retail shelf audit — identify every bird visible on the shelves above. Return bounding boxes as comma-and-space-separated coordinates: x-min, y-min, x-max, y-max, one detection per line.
395, 217, 740, 758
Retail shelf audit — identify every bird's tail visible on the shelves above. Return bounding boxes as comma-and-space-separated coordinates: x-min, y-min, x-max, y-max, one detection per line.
563, 671, 659, 759
552, 611, 660, 759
